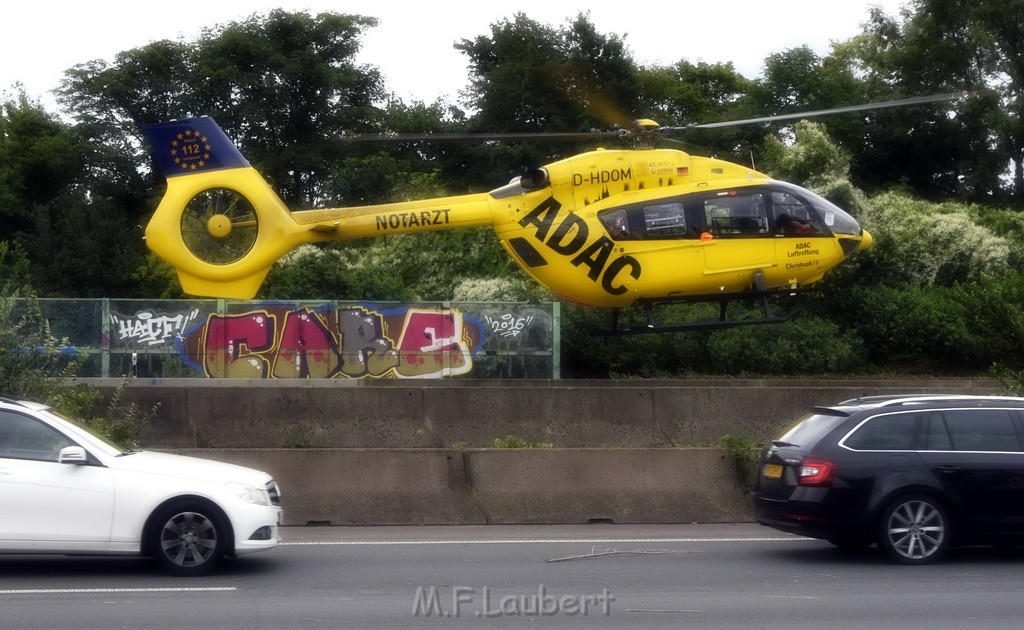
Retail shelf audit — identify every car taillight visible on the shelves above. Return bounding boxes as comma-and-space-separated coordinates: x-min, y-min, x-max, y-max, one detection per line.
798, 458, 836, 486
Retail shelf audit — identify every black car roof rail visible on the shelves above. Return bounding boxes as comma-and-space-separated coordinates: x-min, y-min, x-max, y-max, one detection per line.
839, 394, 1024, 407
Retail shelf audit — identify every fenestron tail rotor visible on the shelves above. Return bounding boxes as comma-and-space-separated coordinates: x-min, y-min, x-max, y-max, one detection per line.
180, 188, 260, 265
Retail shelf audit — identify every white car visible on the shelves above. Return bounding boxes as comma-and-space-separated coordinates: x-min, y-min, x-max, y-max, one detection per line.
0, 398, 282, 575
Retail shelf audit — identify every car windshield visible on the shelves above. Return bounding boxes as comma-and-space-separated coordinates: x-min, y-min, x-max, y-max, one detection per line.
775, 411, 848, 448
38, 409, 127, 457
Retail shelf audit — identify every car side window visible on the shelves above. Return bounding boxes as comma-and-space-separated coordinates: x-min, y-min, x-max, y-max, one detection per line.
936, 409, 1021, 452
0, 410, 75, 462
844, 412, 917, 450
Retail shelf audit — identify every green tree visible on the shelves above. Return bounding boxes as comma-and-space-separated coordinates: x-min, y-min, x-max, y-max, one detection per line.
452, 13, 642, 187
458, 13, 639, 133
190, 11, 384, 207
0, 97, 148, 296
635, 60, 761, 162
749, 46, 873, 164
58, 11, 385, 209
637, 60, 753, 124
834, 1, 1019, 202
762, 121, 852, 187
58, 39, 192, 150
0, 97, 84, 238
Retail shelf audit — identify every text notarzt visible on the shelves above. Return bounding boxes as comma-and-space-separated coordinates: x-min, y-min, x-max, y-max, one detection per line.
412, 585, 614, 618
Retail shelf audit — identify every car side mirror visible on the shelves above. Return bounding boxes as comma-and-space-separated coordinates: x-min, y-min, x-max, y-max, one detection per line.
58, 446, 88, 465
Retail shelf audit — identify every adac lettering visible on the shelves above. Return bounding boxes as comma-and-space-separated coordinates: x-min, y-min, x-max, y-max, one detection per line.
519, 197, 641, 295
375, 209, 451, 231
571, 167, 632, 187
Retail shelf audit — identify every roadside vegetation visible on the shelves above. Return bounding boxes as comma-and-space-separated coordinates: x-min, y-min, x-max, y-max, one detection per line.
2, 2, 1023, 381
1, 244, 154, 445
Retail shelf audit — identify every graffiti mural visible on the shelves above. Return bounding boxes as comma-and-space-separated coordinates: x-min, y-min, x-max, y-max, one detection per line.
174, 303, 484, 379
482, 313, 535, 339
110, 309, 201, 347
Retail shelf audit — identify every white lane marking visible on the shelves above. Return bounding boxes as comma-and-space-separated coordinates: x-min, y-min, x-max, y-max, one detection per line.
282, 537, 808, 546
1, 587, 237, 595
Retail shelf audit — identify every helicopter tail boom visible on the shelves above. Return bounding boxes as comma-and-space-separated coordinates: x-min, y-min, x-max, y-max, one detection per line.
142, 117, 503, 299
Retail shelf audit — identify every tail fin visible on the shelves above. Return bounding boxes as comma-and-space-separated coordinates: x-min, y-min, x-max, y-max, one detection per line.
143, 117, 301, 299
142, 117, 250, 178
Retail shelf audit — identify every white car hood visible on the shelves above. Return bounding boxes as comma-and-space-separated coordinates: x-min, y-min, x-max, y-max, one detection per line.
107, 450, 272, 486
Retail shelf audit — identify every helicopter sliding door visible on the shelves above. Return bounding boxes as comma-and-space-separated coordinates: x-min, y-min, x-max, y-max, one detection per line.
698, 190, 776, 283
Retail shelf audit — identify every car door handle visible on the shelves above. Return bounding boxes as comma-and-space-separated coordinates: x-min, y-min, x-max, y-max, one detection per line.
935, 465, 961, 473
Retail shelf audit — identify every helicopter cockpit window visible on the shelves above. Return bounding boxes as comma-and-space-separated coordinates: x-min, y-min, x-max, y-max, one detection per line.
771, 182, 862, 237
601, 208, 632, 239
771, 191, 825, 236
702, 193, 769, 237
642, 202, 692, 238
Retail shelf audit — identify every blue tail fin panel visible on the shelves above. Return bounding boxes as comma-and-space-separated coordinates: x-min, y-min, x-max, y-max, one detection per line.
143, 117, 249, 178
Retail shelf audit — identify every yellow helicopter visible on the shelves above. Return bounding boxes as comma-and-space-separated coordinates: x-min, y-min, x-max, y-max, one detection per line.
141, 96, 954, 332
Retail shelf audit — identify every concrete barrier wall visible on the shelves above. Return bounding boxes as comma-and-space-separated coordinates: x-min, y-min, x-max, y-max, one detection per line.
170, 448, 751, 526
115, 378, 1000, 525
110, 378, 1003, 449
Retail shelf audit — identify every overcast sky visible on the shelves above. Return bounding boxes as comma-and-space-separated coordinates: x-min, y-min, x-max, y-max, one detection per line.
4, 0, 910, 113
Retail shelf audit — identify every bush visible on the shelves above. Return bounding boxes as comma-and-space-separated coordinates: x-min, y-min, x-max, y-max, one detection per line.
956, 275, 1024, 369
847, 285, 983, 371
1, 256, 156, 447
703, 317, 866, 376
0, 293, 78, 401
859, 192, 1013, 286
50, 378, 157, 450
259, 243, 418, 301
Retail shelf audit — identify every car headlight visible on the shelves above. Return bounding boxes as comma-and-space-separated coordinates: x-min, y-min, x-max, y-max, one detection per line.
226, 481, 269, 506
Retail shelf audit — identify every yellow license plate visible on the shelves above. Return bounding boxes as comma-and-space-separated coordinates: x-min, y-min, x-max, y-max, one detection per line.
763, 464, 784, 479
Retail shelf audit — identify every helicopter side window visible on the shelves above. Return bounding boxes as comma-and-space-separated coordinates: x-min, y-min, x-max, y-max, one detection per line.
642, 202, 692, 239
771, 191, 825, 236
600, 208, 632, 239
702, 193, 769, 237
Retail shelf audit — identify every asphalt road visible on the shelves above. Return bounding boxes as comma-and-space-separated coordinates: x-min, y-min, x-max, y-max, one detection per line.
2, 523, 1024, 629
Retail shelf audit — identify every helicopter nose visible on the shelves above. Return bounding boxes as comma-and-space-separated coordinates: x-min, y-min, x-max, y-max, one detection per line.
857, 229, 873, 252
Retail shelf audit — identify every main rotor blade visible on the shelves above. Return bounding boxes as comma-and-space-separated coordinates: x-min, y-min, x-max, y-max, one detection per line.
664, 93, 965, 131
339, 130, 623, 143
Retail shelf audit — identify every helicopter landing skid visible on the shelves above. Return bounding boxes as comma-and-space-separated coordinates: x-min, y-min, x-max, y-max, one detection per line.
598, 283, 817, 335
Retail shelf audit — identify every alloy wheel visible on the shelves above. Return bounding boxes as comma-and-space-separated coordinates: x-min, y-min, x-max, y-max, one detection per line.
159, 511, 220, 570
882, 497, 948, 564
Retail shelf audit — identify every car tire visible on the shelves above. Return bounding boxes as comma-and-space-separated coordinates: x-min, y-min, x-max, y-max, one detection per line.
877, 494, 949, 565
150, 502, 229, 576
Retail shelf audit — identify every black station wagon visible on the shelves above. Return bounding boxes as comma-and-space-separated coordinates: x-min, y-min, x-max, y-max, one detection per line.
751, 395, 1024, 564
